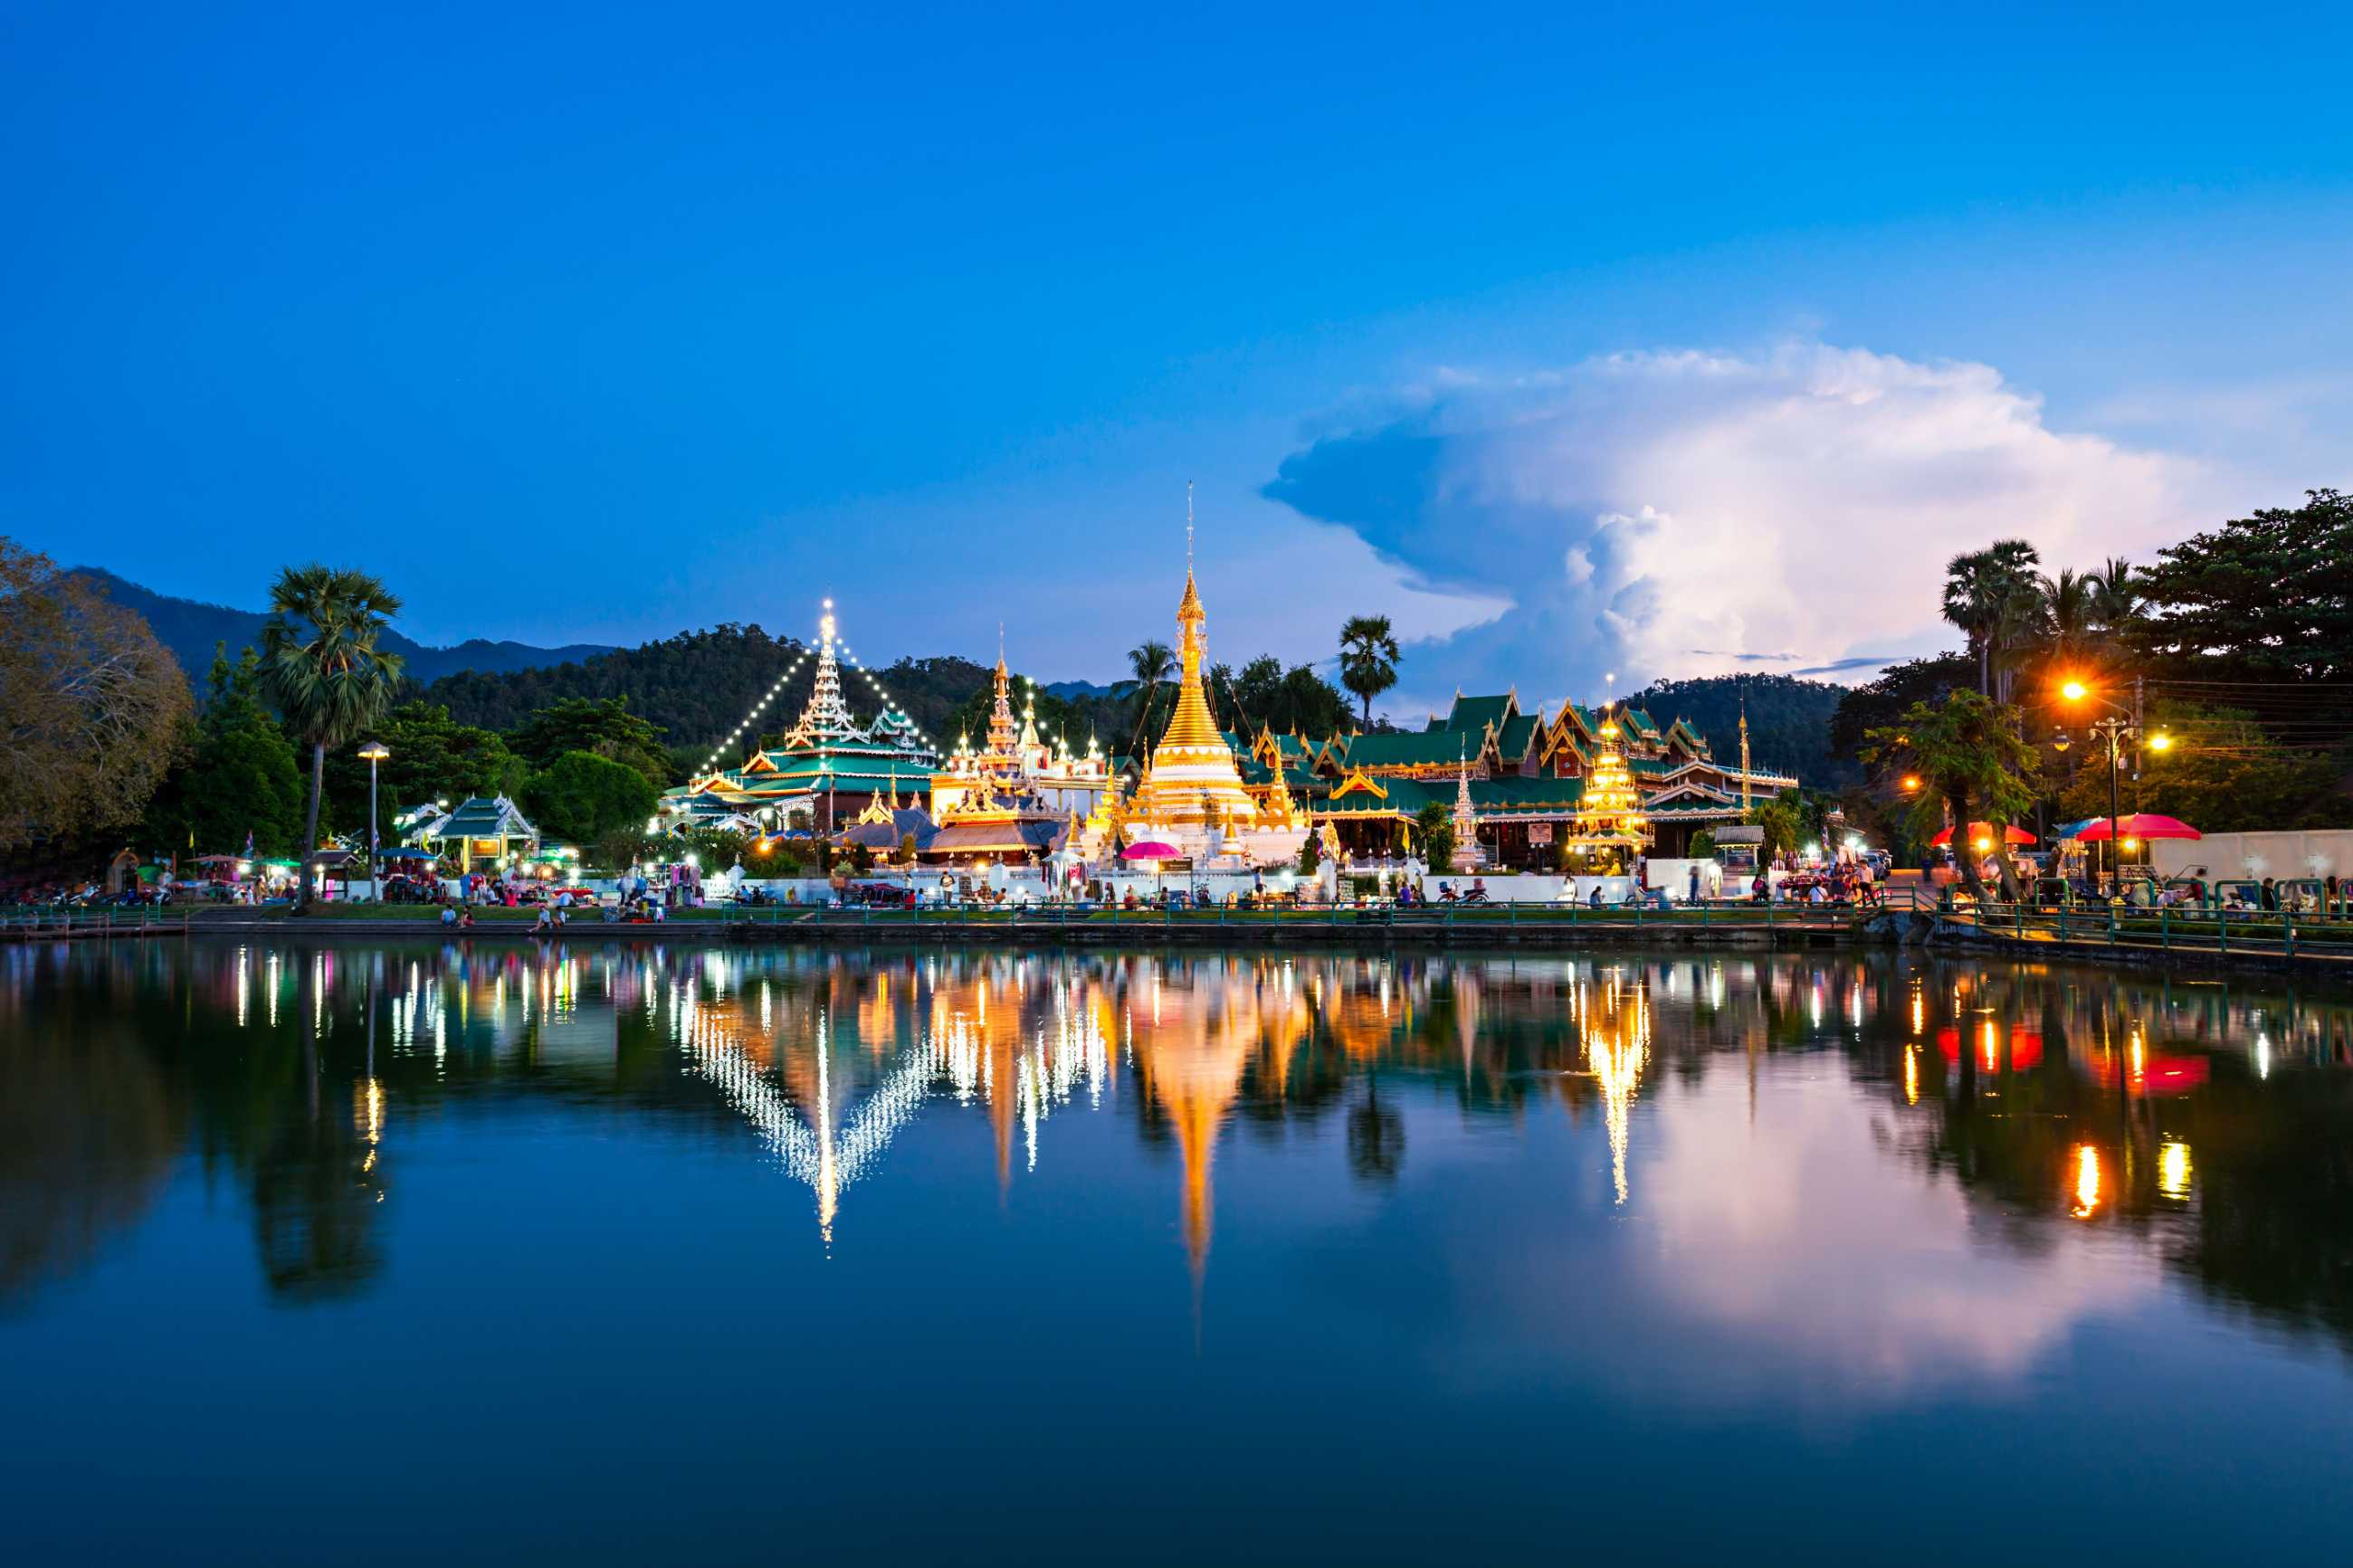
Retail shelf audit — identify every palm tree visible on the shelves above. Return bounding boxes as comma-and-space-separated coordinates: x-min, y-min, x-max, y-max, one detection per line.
1116, 639, 1176, 756
257, 565, 405, 910
2025, 566, 2098, 697
1941, 540, 2042, 698
1338, 615, 1401, 727
2090, 556, 2143, 643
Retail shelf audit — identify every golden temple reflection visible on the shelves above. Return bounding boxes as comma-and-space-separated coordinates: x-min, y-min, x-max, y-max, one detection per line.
2071, 1144, 2103, 1219
1582, 970, 1652, 1206
2158, 1140, 2194, 1201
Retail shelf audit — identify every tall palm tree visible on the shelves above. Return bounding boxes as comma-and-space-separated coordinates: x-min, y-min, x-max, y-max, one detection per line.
2027, 566, 2098, 695
257, 565, 405, 910
1941, 539, 2042, 698
1338, 615, 1401, 727
2089, 556, 2143, 641
1116, 639, 1176, 756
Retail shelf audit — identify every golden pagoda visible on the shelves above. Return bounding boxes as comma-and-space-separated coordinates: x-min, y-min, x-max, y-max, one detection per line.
1118, 520, 1306, 866
1562, 706, 1651, 870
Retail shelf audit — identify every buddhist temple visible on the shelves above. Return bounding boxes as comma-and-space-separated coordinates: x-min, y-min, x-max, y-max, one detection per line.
1112, 546, 1309, 868
1304, 688, 1795, 866
919, 638, 1117, 864
661, 600, 940, 834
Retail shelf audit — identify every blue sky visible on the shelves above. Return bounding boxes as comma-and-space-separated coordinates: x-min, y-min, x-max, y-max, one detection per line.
5, 3, 2349, 714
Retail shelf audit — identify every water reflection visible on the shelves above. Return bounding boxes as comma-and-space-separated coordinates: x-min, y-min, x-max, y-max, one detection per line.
3, 940, 2350, 1362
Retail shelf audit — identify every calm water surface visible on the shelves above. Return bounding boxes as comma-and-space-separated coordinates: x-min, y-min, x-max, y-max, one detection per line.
5, 938, 2351, 1563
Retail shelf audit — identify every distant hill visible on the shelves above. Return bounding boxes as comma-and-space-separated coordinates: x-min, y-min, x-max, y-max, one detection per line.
71, 569, 618, 687
1619, 672, 1853, 788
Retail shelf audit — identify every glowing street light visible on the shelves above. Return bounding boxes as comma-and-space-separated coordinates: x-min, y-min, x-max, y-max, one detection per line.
357, 739, 390, 896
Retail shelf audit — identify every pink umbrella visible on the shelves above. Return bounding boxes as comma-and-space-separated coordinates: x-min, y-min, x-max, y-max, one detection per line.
1123, 841, 1181, 904
2073, 813, 2200, 841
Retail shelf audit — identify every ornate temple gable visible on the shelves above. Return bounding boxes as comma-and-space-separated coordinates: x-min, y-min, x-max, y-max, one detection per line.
1328, 767, 1390, 803
1335, 727, 1500, 780
1495, 709, 1545, 775
1664, 717, 1710, 760
1442, 688, 1518, 736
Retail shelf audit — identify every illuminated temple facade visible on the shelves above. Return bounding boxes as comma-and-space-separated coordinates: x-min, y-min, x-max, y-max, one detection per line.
910, 645, 1116, 862
1294, 689, 1797, 864
663, 602, 939, 834
1108, 558, 1309, 868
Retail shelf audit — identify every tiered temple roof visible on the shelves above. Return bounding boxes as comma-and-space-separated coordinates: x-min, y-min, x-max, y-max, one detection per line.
662, 603, 940, 828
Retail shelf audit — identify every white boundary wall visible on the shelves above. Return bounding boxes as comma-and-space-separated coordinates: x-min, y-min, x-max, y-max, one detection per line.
2152, 830, 2353, 882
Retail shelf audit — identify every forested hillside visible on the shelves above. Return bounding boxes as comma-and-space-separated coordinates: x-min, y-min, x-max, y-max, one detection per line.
1618, 672, 1853, 785
426, 624, 817, 748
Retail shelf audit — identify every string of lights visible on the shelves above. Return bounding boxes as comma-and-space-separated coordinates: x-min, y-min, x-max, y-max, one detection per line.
697, 647, 813, 775
835, 640, 938, 753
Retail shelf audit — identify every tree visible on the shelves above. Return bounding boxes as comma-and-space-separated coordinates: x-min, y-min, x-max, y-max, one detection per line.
0, 540, 191, 848
1413, 800, 1453, 870
1862, 689, 2041, 901
1750, 792, 1805, 860
1117, 640, 1176, 755
507, 696, 672, 789
1829, 653, 1976, 762
2057, 703, 2345, 835
1338, 615, 1401, 727
2089, 556, 2143, 641
1222, 652, 1351, 739
139, 644, 304, 857
2032, 566, 2099, 688
519, 749, 660, 845
1941, 540, 2043, 700
2136, 489, 2353, 685
256, 565, 406, 908
321, 700, 524, 849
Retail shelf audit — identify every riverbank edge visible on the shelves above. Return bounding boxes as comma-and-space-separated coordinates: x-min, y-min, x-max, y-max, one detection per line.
46, 912, 1862, 952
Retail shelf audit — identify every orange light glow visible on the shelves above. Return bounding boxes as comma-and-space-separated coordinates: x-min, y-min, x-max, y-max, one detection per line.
2061, 679, 2088, 701
2071, 1144, 2102, 1218
1900, 774, 1922, 792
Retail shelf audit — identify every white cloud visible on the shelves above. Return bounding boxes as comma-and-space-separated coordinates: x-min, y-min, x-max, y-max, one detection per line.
1265, 342, 2224, 698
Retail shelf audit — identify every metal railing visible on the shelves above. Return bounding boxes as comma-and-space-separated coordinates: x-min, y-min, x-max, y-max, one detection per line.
1936, 898, 2353, 963
0, 906, 193, 939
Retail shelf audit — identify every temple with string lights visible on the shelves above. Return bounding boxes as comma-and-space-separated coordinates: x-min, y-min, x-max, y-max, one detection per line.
661, 599, 941, 834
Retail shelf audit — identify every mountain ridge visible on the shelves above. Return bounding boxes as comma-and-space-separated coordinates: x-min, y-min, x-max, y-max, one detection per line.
70, 568, 622, 686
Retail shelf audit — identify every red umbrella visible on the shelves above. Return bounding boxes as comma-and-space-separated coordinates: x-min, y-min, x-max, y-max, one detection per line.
1929, 823, 2036, 847
2073, 813, 2200, 841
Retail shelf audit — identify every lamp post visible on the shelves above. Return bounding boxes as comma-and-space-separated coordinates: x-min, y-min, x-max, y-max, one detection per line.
2056, 681, 2171, 894
357, 740, 390, 900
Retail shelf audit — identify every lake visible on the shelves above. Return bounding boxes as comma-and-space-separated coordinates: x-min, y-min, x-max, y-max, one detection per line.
5, 937, 2350, 1563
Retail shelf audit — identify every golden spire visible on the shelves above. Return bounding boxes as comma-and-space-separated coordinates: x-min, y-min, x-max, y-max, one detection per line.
986, 625, 1017, 756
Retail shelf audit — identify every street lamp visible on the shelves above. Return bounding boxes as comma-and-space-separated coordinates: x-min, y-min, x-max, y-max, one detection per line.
2056, 680, 2167, 893
357, 740, 390, 898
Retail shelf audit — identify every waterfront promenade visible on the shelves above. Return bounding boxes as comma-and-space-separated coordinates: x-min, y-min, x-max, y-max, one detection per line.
15, 896, 2353, 976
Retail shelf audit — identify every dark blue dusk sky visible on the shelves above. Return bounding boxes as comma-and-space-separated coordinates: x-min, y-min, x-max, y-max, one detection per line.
5, 3, 2349, 711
